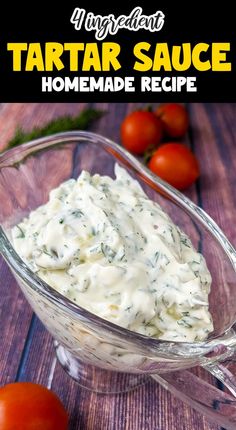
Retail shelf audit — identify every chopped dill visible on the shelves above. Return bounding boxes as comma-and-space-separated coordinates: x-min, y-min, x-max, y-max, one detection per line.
177, 319, 193, 328
71, 209, 84, 218
15, 225, 25, 239
101, 243, 117, 262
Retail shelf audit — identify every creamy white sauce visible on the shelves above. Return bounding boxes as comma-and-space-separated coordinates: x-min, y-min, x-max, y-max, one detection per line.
12, 164, 213, 342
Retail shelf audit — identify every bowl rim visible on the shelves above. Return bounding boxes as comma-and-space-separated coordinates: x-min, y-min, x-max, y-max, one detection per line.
0, 130, 236, 354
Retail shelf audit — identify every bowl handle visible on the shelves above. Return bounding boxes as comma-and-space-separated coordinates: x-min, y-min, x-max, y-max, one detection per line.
151, 360, 236, 430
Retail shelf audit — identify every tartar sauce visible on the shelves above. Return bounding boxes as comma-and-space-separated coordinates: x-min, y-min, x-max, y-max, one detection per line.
12, 164, 213, 342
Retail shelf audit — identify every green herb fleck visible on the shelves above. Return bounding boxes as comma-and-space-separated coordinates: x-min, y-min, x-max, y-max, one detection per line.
180, 236, 191, 248
177, 319, 193, 328
91, 227, 96, 236
71, 209, 84, 218
42, 245, 52, 257
101, 243, 117, 262
182, 311, 190, 317
15, 225, 25, 239
119, 253, 126, 261
51, 249, 58, 258
162, 297, 170, 307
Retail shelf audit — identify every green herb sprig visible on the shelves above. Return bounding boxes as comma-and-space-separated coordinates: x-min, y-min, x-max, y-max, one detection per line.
7, 108, 105, 149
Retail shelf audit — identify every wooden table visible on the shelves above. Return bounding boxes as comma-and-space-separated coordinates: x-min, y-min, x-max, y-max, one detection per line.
0, 103, 235, 430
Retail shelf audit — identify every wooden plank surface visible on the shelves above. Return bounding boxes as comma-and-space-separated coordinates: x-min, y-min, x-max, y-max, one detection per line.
0, 103, 235, 430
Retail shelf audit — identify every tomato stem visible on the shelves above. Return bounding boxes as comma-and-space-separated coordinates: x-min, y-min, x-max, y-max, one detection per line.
143, 145, 156, 164
144, 105, 153, 113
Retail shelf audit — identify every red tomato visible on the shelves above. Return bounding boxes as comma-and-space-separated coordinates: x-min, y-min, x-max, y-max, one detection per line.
121, 110, 163, 155
0, 382, 68, 430
148, 143, 200, 190
156, 103, 189, 138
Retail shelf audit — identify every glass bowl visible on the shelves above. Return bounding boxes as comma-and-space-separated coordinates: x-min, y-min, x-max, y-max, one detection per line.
1, 131, 236, 428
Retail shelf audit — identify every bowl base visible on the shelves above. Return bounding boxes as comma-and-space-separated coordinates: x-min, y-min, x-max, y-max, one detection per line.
54, 341, 148, 394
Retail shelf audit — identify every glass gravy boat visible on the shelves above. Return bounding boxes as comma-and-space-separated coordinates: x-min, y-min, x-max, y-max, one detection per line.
0, 131, 236, 429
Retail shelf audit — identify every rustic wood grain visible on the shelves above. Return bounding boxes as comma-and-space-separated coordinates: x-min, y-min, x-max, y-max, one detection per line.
1, 102, 235, 430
